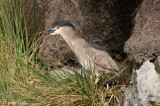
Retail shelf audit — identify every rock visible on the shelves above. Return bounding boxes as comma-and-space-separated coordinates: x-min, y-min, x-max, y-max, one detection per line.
123, 0, 160, 105
123, 87, 141, 106
136, 61, 160, 105
38, 35, 75, 65
37, 0, 139, 64
124, 0, 160, 63
123, 61, 160, 106
154, 56, 160, 74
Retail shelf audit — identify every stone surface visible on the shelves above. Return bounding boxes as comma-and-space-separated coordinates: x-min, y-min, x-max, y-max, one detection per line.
154, 56, 160, 74
136, 61, 160, 105
123, 1, 160, 105
124, 0, 160, 63
123, 61, 160, 106
123, 87, 141, 106
37, 0, 139, 64
38, 35, 75, 65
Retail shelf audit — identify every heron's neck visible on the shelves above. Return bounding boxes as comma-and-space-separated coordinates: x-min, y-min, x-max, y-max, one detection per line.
60, 30, 86, 50
60, 30, 82, 43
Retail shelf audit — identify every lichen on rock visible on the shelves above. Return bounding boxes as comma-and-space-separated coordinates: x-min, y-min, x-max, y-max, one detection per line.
123, 60, 160, 106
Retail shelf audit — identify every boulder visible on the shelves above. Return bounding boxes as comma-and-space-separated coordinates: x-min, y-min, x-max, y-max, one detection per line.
123, 61, 160, 106
123, 0, 160, 105
154, 56, 160, 74
37, 0, 138, 64
124, 0, 160, 63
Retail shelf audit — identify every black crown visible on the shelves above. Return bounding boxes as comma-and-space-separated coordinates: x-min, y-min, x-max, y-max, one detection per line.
52, 20, 75, 30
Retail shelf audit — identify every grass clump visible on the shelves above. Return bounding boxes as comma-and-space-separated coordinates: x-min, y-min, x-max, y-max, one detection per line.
0, 0, 125, 105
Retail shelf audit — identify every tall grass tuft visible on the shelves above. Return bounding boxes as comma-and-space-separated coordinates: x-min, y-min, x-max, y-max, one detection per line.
0, 0, 124, 105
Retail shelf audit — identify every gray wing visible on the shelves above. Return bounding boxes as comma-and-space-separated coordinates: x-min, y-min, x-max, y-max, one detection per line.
84, 44, 119, 72
85, 39, 104, 50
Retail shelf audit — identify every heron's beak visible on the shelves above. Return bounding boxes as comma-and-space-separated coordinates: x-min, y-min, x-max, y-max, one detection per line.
43, 29, 55, 35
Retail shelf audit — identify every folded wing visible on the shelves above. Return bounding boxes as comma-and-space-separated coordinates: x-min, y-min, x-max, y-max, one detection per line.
84, 45, 119, 72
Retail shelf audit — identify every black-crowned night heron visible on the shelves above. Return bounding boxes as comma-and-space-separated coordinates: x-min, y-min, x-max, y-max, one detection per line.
43, 20, 120, 76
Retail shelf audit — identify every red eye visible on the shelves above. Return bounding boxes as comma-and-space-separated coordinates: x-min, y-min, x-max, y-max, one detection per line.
57, 26, 60, 29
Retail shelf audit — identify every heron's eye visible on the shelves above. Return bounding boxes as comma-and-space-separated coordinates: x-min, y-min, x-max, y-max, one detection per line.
57, 26, 60, 29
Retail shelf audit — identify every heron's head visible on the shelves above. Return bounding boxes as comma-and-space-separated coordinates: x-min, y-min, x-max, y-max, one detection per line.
43, 20, 75, 35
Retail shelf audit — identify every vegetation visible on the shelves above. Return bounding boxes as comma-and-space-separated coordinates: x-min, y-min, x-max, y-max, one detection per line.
0, 0, 126, 105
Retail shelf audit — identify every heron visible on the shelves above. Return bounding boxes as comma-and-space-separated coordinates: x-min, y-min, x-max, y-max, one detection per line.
43, 20, 120, 76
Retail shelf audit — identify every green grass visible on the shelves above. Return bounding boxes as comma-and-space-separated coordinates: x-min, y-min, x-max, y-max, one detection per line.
0, 0, 124, 105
